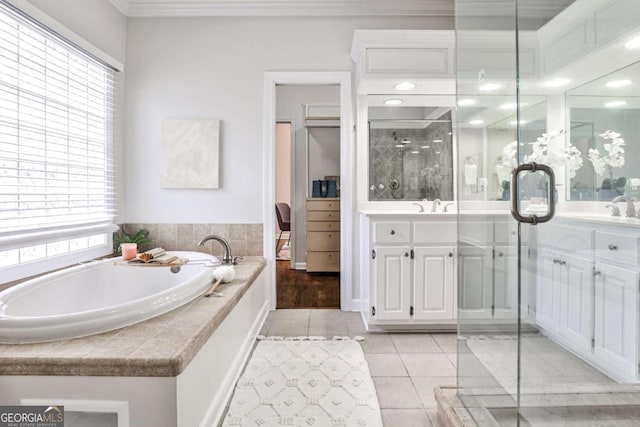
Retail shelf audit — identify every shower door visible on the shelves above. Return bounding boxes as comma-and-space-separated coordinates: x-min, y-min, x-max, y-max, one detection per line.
455, 0, 640, 425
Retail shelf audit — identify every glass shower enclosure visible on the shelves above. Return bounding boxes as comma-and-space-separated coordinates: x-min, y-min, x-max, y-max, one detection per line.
455, 0, 640, 424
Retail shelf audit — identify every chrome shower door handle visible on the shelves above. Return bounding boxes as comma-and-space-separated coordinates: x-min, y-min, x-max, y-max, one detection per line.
510, 162, 555, 225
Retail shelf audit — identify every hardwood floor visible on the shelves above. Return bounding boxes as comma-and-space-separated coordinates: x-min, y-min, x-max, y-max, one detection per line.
276, 259, 340, 309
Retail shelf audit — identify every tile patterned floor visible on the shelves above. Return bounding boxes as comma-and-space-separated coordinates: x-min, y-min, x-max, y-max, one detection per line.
260, 309, 453, 427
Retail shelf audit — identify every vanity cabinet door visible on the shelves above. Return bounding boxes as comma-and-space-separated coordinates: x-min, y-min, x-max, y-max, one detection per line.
458, 245, 493, 320
558, 254, 594, 353
413, 246, 455, 320
536, 249, 562, 333
594, 262, 639, 380
372, 246, 412, 321
493, 245, 518, 319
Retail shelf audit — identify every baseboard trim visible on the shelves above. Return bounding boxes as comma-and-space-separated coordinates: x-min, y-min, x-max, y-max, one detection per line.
294, 262, 306, 270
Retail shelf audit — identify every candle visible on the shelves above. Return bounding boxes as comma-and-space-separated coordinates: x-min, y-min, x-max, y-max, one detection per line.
121, 243, 138, 261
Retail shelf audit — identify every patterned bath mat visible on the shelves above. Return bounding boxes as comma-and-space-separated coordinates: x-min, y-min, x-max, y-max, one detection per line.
223, 337, 383, 426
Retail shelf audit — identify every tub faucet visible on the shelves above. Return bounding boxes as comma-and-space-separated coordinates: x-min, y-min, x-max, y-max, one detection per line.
412, 202, 425, 213
612, 196, 637, 218
431, 199, 441, 213
197, 235, 238, 265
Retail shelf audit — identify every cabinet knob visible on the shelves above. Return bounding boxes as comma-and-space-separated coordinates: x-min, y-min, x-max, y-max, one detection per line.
499, 252, 504, 257
448, 252, 453, 257
327, 224, 332, 228
608, 244, 618, 251
328, 214, 332, 217
390, 230, 395, 235
404, 252, 409, 257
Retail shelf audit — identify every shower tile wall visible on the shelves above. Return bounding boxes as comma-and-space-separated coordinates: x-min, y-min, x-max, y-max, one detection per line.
369, 117, 453, 201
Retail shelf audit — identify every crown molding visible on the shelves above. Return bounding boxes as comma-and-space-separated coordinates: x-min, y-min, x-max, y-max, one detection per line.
121, 0, 454, 18
108, 0, 131, 15
456, 0, 576, 19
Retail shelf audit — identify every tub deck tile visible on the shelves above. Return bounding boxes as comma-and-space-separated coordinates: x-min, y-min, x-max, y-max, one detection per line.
0, 257, 266, 377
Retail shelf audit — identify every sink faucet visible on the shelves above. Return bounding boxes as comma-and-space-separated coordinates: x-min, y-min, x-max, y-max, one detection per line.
442, 202, 455, 213
431, 199, 441, 213
605, 203, 621, 217
412, 202, 425, 213
612, 196, 637, 218
197, 235, 238, 265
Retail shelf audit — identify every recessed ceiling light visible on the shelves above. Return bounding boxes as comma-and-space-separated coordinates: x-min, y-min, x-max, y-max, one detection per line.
607, 79, 632, 88
479, 83, 502, 92
458, 99, 476, 106
432, 139, 443, 143
395, 144, 404, 148
421, 145, 430, 149
395, 82, 416, 91
625, 36, 640, 49
401, 138, 411, 144
510, 120, 528, 125
411, 150, 420, 154
542, 78, 570, 88
436, 151, 441, 154
448, 132, 452, 136
469, 120, 485, 125
384, 99, 402, 106
605, 101, 627, 108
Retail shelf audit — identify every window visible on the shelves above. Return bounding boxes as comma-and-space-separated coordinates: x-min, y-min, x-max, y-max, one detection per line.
0, 2, 117, 281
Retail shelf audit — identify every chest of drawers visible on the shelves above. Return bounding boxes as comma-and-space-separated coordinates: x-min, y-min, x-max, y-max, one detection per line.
306, 198, 340, 272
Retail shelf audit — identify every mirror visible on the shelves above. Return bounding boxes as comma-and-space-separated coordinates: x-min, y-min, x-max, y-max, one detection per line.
367, 96, 454, 201
457, 95, 547, 201
568, 61, 640, 201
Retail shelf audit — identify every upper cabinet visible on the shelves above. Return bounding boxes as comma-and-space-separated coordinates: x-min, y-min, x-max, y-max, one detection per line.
350, 30, 455, 96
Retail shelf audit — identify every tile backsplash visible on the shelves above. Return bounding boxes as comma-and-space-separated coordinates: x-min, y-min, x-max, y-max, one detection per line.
119, 223, 264, 257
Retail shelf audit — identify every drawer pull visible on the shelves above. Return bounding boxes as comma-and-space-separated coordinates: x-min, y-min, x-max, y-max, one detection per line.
608, 244, 618, 251
390, 230, 395, 235
498, 252, 504, 257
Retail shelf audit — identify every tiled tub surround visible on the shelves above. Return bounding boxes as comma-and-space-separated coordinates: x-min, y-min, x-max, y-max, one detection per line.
0, 258, 266, 376
369, 113, 453, 201
1, 257, 268, 426
120, 223, 264, 257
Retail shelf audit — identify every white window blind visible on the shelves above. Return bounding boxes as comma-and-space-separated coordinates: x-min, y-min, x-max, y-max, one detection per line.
0, 1, 116, 252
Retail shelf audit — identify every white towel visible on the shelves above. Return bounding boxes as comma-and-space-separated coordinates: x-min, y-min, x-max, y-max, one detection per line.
464, 163, 478, 186
630, 178, 640, 189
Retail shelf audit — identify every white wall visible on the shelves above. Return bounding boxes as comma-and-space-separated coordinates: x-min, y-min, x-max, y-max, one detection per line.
18, 0, 126, 64
276, 84, 340, 264
124, 15, 453, 224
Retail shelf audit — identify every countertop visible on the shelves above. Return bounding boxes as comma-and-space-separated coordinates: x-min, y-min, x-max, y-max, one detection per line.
0, 257, 266, 377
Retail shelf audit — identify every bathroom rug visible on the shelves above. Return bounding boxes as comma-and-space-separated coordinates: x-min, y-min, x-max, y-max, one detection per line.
223, 337, 382, 426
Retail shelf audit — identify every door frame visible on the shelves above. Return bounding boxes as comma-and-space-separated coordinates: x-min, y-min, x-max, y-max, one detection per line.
263, 71, 354, 311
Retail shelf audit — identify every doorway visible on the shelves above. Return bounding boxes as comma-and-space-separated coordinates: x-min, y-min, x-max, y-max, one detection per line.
274, 84, 341, 309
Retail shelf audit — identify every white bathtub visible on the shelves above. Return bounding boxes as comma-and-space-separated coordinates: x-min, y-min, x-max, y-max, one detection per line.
0, 251, 220, 344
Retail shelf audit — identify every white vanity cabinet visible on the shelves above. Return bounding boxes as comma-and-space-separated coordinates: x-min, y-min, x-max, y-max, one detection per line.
535, 219, 640, 382
362, 215, 457, 329
372, 246, 412, 321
